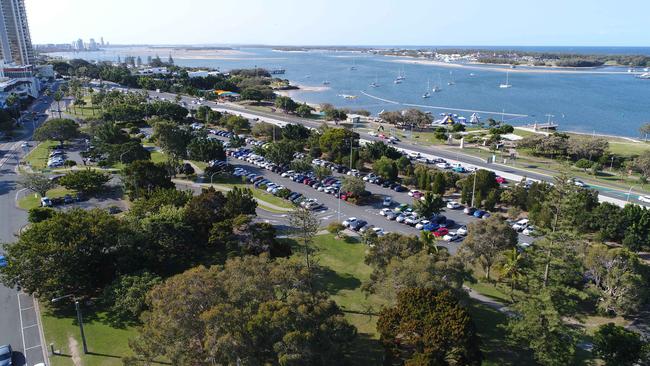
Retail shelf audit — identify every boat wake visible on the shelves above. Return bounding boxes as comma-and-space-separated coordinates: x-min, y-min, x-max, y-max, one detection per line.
359, 90, 528, 119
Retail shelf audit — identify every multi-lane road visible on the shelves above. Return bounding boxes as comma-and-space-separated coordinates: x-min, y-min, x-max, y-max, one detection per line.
145, 89, 646, 208
0, 87, 58, 365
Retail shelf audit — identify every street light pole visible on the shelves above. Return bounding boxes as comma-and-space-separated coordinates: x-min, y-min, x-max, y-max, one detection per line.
52, 295, 88, 354
471, 172, 477, 208
75, 300, 88, 354
627, 185, 638, 203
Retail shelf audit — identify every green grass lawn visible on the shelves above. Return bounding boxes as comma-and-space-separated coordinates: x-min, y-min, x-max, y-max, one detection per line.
608, 140, 650, 157
41, 304, 137, 366
149, 150, 167, 164
23, 140, 58, 171
208, 175, 295, 211
18, 187, 74, 210
286, 234, 385, 365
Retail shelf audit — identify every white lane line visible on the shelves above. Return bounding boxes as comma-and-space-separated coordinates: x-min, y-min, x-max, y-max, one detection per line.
20, 306, 34, 311
17, 294, 27, 361
23, 344, 43, 351
22, 323, 39, 329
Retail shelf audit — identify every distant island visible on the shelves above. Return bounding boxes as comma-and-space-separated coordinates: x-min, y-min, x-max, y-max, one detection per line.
374, 48, 650, 68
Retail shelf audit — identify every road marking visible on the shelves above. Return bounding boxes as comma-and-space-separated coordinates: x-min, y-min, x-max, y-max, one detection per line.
22, 323, 38, 329
17, 294, 27, 361
23, 344, 43, 351
20, 306, 34, 311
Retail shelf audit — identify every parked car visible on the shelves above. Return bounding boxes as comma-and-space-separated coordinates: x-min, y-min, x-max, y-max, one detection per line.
473, 210, 486, 218
0, 344, 12, 366
415, 220, 430, 230
342, 217, 357, 227
0, 255, 7, 268
40, 197, 52, 207
436, 162, 451, 169
379, 208, 391, 216
382, 196, 392, 207
512, 219, 529, 232
463, 207, 476, 215
408, 190, 421, 197
422, 222, 439, 232
395, 214, 407, 223
495, 176, 507, 184
457, 225, 468, 236
446, 201, 461, 209
443, 232, 459, 242
522, 226, 536, 236
350, 220, 368, 231
639, 195, 650, 203
434, 227, 449, 237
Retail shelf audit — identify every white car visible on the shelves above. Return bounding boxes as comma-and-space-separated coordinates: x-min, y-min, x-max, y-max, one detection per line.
436, 162, 451, 169
415, 220, 430, 230
512, 219, 529, 232
408, 189, 421, 197
456, 226, 468, 236
379, 208, 391, 216
371, 227, 385, 236
443, 232, 459, 242
416, 157, 430, 164
404, 215, 420, 226
639, 195, 650, 203
446, 201, 462, 209
395, 214, 407, 223
522, 226, 536, 236
342, 217, 357, 227
363, 174, 376, 182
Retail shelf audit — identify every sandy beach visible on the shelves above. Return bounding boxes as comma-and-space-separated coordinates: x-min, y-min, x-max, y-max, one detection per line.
388, 57, 643, 75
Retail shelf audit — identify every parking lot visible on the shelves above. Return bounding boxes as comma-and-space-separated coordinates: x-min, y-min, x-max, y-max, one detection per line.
215, 133, 536, 251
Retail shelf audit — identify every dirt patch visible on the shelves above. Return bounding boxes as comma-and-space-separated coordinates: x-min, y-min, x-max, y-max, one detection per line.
68, 335, 83, 366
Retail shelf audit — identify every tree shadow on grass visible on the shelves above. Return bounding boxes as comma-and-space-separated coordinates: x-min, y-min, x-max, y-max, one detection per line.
468, 300, 535, 366
344, 333, 384, 366
316, 267, 362, 295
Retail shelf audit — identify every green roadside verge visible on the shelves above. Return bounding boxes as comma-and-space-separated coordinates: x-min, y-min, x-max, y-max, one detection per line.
23, 140, 59, 171
17, 187, 74, 210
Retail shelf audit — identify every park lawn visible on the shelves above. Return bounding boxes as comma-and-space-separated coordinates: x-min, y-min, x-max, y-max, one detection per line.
23, 140, 58, 170
18, 187, 74, 210
286, 233, 385, 365
608, 140, 650, 157
41, 304, 137, 366
465, 280, 514, 304
150, 150, 167, 164
68, 105, 101, 119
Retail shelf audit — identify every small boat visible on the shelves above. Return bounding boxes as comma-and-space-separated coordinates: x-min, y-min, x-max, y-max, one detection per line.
637, 72, 650, 79
322, 80, 330, 85
339, 94, 358, 99
422, 79, 431, 98
396, 68, 406, 81
350, 58, 357, 71
394, 79, 402, 84
370, 74, 379, 88
447, 71, 455, 86
499, 71, 512, 88
469, 73, 476, 77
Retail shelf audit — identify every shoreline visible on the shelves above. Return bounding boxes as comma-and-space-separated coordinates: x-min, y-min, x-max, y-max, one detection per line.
387, 56, 644, 75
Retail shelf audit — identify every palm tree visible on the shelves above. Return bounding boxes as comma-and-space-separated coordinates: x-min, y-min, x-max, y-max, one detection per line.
420, 230, 438, 253
415, 192, 445, 218
53, 91, 63, 118
500, 248, 524, 300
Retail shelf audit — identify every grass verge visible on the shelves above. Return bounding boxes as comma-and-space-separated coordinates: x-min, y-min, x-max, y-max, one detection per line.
41, 304, 137, 366
23, 140, 58, 171
18, 187, 74, 210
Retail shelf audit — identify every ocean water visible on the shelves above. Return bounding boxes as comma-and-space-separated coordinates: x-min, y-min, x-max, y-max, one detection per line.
48, 47, 650, 137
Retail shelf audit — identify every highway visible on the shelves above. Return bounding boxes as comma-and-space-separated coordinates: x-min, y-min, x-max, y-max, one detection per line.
0, 86, 58, 365
144, 89, 647, 208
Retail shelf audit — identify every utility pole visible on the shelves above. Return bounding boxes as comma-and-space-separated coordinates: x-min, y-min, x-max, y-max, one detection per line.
470, 172, 477, 208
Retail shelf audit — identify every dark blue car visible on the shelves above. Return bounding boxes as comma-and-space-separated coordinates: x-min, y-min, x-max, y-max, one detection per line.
473, 210, 486, 218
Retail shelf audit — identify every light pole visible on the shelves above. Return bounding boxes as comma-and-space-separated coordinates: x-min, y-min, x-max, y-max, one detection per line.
52, 294, 88, 354
627, 185, 638, 203
470, 172, 477, 208
210, 171, 220, 184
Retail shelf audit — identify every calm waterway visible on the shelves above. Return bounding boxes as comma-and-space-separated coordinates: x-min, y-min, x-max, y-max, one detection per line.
48, 47, 650, 137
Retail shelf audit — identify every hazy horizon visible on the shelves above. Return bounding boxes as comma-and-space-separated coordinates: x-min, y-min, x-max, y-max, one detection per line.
25, 0, 650, 47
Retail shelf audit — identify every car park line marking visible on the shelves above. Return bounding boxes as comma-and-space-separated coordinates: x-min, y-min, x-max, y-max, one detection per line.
23, 345, 42, 352
17, 294, 27, 360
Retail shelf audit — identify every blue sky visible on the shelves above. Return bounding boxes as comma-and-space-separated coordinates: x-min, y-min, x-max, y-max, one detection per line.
26, 0, 650, 46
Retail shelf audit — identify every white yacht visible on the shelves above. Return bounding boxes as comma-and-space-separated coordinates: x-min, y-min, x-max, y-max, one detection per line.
370, 74, 379, 88
447, 71, 455, 86
422, 80, 431, 98
499, 71, 512, 88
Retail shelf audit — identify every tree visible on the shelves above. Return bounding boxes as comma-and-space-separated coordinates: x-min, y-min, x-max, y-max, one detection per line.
593, 323, 645, 366
459, 169, 500, 209
460, 215, 518, 280
640, 122, 650, 141
240, 87, 264, 103
152, 120, 193, 159
288, 207, 320, 289
251, 121, 276, 139
33, 118, 80, 144
593, 248, 646, 316
102, 272, 162, 325
326, 222, 345, 238
186, 137, 225, 162
58, 169, 110, 195
372, 156, 398, 180
414, 192, 445, 218
319, 127, 357, 163
0, 208, 131, 299
224, 186, 257, 217
265, 140, 297, 166
122, 160, 174, 199
377, 288, 482, 365
567, 137, 609, 161
295, 103, 313, 118
365, 233, 424, 270
402, 108, 433, 128
323, 107, 347, 122
282, 123, 311, 141
341, 176, 365, 197
19, 173, 56, 197
129, 256, 355, 366
575, 158, 592, 172
274, 96, 298, 113
505, 290, 582, 366
499, 248, 524, 298
633, 151, 650, 178
27, 207, 56, 223
222, 115, 250, 133
53, 91, 63, 118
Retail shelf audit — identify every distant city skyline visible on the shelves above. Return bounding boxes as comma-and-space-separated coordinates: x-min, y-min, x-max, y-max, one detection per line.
25, 0, 650, 47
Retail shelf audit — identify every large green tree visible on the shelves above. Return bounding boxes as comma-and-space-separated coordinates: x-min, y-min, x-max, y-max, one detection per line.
122, 160, 174, 199
592, 323, 646, 366
377, 288, 482, 365
186, 137, 225, 162
33, 118, 80, 144
414, 192, 445, 218
460, 215, 518, 280
19, 172, 56, 197
58, 169, 110, 195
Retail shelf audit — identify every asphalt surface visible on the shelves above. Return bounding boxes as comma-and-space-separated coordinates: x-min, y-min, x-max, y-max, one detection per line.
0, 85, 59, 365
142, 89, 647, 208
214, 135, 535, 253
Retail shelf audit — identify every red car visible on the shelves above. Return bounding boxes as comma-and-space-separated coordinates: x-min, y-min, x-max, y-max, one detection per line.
433, 227, 449, 237
496, 176, 507, 184
340, 192, 353, 201
378, 133, 386, 139
412, 191, 424, 199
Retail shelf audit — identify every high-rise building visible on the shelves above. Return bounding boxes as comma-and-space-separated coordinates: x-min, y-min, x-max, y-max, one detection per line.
0, 0, 34, 65
100, 36, 104, 46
